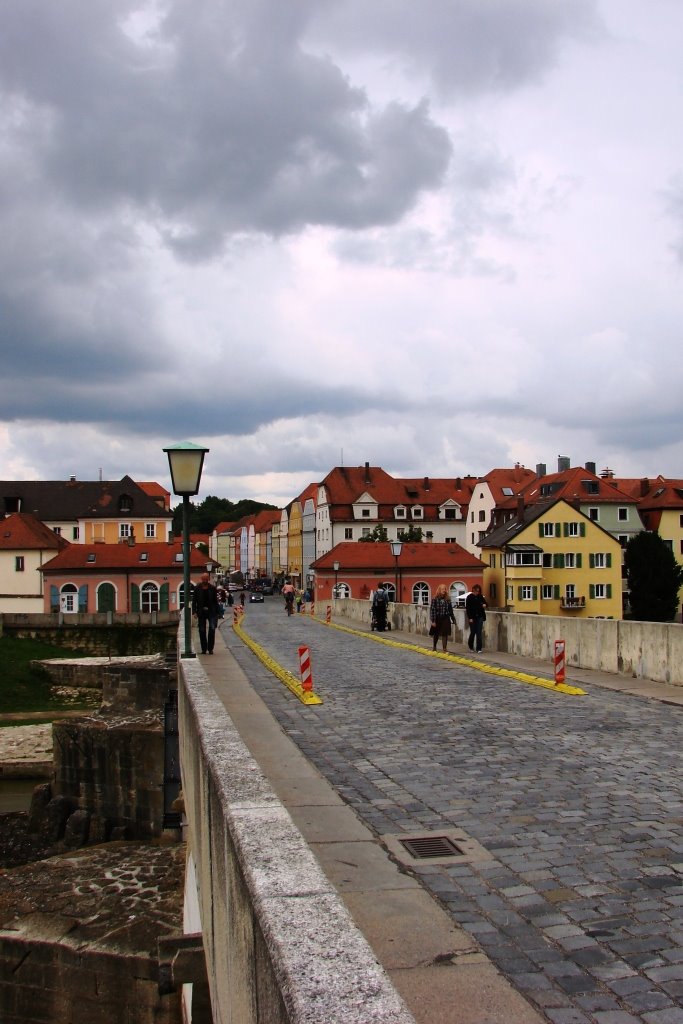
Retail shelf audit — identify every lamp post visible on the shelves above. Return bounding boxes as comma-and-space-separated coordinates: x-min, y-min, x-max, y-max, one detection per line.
333, 560, 340, 599
390, 540, 402, 603
164, 441, 209, 659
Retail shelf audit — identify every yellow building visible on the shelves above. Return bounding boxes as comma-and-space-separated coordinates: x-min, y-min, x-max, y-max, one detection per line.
286, 499, 303, 586
480, 498, 622, 619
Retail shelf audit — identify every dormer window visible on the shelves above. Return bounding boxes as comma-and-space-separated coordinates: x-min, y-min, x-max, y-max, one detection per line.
412, 506, 424, 519
119, 494, 133, 513
87, 553, 96, 562
395, 506, 407, 518
361, 508, 371, 518
140, 552, 148, 561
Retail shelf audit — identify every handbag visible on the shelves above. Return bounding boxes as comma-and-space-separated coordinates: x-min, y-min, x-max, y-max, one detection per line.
429, 624, 436, 637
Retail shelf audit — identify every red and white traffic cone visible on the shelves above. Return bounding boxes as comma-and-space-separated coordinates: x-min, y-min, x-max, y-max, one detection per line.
298, 645, 313, 692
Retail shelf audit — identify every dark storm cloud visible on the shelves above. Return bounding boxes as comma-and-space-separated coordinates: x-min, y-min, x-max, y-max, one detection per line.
0, 0, 451, 258
308, 0, 603, 97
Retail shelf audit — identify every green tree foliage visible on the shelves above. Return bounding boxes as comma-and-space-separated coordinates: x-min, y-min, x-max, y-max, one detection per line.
171, 495, 278, 536
625, 530, 683, 622
397, 524, 423, 542
358, 525, 389, 543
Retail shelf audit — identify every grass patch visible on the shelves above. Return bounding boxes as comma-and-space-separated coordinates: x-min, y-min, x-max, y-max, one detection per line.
0, 637, 93, 716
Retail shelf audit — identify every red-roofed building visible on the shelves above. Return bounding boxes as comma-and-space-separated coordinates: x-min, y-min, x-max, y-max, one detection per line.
315, 464, 477, 560
0, 513, 69, 612
311, 541, 485, 606
40, 542, 216, 614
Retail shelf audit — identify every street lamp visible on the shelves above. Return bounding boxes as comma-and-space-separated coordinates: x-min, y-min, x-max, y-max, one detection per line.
164, 441, 209, 659
333, 560, 340, 598
390, 540, 402, 603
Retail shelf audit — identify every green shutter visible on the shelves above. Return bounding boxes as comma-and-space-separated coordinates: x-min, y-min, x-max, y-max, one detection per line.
532, 586, 538, 600
554, 585, 560, 599
576, 553, 582, 569
589, 553, 595, 568
580, 522, 586, 537
131, 582, 140, 612
518, 586, 523, 599
160, 582, 169, 611
589, 584, 595, 599
606, 553, 612, 568
539, 523, 544, 537
553, 553, 565, 568
606, 584, 612, 598
563, 522, 568, 536
555, 522, 561, 537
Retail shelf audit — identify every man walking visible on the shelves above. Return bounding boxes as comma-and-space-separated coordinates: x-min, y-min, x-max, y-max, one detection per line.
192, 572, 220, 654
465, 584, 488, 654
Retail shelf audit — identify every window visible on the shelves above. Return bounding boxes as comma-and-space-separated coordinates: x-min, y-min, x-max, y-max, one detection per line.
412, 506, 423, 519
335, 582, 351, 598
582, 480, 599, 494
119, 523, 131, 539
506, 551, 541, 566
618, 508, 629, 522
489, 554, 496, 568
383, 583, 396, 601
542, 584, 554, 600
53, 526, 62, 536
145, 523, 156, 538
362, 527, 370, 537
567, 522, 579, 537
478, 510, 486, 522
542, 522, 555, 537
594, 583, 607, 599
15, 556, 24, 572
72, 526, 80, 540
445, 537, 457, 544
565, 553, 576, 568
412, 582, 430, 605
444, 508, 456, 520
345, 528, 353, 539
520, 586, 533, 601
395, 507, 406, 518
140, 552, 148, 561
87, 553, 96, 563
119, 494, 133, 513
361, 508, 371, 518
565, 583, 576, 600
593, 553, 607, 568
588, 507, 599, 521
501, 487, 513, 496
619, 535, 628, 548
141, 582, 160, 612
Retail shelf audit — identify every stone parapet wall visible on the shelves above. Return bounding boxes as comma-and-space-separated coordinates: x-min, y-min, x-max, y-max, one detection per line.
178, 653, 416, 1024
1, 612, 179, 656
334, 599, 683, 688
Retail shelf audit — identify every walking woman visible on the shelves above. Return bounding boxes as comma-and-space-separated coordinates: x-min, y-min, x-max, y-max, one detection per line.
429, 584, 456, 652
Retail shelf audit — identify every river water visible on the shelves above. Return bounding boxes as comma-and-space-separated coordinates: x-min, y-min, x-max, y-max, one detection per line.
0, 779, 38, 812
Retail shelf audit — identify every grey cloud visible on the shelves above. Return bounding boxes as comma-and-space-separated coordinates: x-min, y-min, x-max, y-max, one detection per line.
0, 0, 451, 258
307, 0, 603, 98
664, 175, 683, 263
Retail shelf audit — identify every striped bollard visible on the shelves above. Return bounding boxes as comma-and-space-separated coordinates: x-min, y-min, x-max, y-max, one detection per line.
233, 607, 239, 625
554, 639, 566, 685
310, 602, 315, 617
326, 605, 331, 624
298, 645, 313, 692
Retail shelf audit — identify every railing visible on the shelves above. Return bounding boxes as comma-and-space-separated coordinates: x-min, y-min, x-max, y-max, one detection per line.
560, 596, 586, 609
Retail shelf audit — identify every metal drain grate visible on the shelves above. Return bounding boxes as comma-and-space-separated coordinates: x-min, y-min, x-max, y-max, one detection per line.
400, 835, 464, 859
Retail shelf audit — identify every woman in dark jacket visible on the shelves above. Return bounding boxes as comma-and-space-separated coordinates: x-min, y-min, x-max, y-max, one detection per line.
429, 584, 456, 652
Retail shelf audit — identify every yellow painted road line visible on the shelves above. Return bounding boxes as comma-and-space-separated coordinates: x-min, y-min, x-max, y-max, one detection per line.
232, 617, 323, 706
312, 616, 586, 696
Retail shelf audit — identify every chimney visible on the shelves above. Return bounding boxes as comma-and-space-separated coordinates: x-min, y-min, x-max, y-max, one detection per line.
640, 477, 650, 497
69, 474, 76, 482
517, 493, 525, 517
585, 461, 596, 475
364, 461, 370, 484
455, 477, 461, 490
536, 463, 546, 477
600, 467, 614, 479
423, 476, 430, 491
558, 455, 570, 472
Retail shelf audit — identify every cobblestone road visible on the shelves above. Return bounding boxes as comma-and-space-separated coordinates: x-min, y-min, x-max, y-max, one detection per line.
222, 603, 683, 1024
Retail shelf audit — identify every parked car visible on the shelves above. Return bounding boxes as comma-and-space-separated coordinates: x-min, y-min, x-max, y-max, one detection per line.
249, 591, 265, 603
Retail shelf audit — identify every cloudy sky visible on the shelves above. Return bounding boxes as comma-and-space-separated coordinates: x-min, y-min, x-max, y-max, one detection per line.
2, 0, 683, 505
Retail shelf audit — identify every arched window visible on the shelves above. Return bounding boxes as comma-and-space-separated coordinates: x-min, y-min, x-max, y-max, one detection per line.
334, 582, 351, 599
450, 582, 467, 605
382, 582, 396, 601
412, 582, 430, 605
141, 581, 160, 612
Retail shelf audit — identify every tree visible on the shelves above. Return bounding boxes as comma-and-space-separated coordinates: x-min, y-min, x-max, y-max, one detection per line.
358, 525, 388, 543
625, 531, 683, 622
397, 524, 423, 542
171, 495, 278, 536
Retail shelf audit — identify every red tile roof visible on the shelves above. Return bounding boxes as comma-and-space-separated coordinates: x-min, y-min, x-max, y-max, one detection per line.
311, 541, 484, 571
522, 466, 637, 506
0, 513, 69, 551
41, 542, 216, 573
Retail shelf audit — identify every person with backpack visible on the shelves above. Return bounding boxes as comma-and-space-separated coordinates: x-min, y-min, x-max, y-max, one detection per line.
372, 587, 389, 632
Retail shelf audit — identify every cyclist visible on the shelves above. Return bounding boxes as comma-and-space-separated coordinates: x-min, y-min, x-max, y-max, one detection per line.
282, 580, 295, 616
